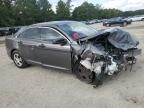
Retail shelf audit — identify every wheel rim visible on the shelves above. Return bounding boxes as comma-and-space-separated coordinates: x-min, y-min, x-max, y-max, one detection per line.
123, 22, 126, 26
77, 64, 94, 83
13, 53, 23, 67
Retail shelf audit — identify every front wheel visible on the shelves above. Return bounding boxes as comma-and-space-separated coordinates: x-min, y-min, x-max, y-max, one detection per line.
122, 22, 127, 27
106, 23, 111, 27
73, 61, 94, 84
12, 50, 28, 68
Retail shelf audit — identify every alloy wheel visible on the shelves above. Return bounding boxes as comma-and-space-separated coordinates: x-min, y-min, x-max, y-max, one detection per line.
13, 53, 23, 67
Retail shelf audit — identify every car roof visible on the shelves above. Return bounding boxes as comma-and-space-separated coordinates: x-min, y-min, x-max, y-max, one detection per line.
15, 21, 77, 42
30, 20, 78, 27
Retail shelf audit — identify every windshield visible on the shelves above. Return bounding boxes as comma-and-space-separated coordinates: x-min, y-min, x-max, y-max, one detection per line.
58, 22, 97, 40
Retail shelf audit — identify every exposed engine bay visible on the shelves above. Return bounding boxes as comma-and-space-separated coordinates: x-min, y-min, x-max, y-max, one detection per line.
71, 28, 141, 86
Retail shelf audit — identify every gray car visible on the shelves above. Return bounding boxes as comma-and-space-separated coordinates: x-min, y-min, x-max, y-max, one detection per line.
5, 21, 141, 86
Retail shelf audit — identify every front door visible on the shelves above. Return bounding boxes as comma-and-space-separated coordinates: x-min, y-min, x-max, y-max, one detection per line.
38, 27, 71, 70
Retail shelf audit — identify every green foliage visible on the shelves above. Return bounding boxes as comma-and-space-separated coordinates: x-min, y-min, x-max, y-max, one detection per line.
37, 0, 55, 22
14, 0, 39, 25
122, 9, 144, 17
0, 0, 15, 26
72, 2, 101, 20
100, 9, 122, 19
66, 0, 72, 10
0, 0, 144, 27
56, 0, 70, 20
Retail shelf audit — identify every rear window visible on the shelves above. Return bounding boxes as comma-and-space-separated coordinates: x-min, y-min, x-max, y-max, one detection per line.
19, 28, 40, 39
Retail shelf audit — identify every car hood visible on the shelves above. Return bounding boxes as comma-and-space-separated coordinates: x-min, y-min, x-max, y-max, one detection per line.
80, 28, 139, 50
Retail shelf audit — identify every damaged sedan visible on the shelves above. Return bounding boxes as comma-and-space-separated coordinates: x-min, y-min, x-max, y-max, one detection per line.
5, 21, 141, 86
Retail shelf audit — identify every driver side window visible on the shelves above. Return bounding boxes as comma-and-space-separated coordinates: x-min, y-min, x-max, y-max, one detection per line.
40, 28, 62, 42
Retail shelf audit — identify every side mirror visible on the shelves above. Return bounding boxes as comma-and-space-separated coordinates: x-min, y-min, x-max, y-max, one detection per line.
53, 38, 67, 46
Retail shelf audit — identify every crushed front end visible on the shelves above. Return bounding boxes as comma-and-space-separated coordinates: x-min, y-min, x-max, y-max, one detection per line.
71, 28, 141, 86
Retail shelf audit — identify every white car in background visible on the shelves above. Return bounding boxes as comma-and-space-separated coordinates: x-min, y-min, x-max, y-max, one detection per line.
130, 15, 144, 21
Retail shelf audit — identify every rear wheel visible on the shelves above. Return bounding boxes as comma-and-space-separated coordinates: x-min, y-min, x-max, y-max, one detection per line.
12, 50, 28, 68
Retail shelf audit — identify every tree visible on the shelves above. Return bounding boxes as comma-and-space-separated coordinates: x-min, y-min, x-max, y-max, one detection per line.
0, 0, 15, 27
72, 2, 123, 20
66, 0, 72, 17
37, 0, 55, 22
0, 0, 144, 27
101, 9, 122, 18
72, 2, 97, 21
66, 0, 72, 10
56, 0, 70, 20
14, 0, 39, 25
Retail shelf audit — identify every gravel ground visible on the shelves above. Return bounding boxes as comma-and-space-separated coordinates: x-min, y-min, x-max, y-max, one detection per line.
0, 36, 5, 44
0, 22, 144, 108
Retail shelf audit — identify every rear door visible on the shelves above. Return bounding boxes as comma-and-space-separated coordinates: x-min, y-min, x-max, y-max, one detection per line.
18, 27, 41, 62
110, 19, 115, 25
116, 18, 123, 24
38, 27, 72, 70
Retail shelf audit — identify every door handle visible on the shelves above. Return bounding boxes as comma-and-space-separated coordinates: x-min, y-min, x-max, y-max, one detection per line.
38, 44, 45, 48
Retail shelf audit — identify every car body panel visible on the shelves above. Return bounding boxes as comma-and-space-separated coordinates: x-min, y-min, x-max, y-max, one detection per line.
130, 15, 144, 21
5, 21, 142, 85
18, 39, 42, 62
5, 21, 141, 73
103, 17, 131, 26
5, 22, 76, 70
37, 41, 71, 69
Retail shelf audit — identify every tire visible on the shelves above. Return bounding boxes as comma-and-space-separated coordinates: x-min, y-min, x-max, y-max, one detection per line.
73, 61, 94, 84
107, 23, 111, 27
122, 22, 127, 27
12, 50, 28, 68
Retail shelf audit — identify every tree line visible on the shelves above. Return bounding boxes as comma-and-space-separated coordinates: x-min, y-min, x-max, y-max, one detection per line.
0, 0, 144, 27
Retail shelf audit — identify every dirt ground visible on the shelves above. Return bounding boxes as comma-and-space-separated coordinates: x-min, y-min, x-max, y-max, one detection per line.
0, 22, 144, 108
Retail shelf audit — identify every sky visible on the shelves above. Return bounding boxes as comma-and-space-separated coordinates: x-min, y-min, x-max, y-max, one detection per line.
48, 0, 144, 11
